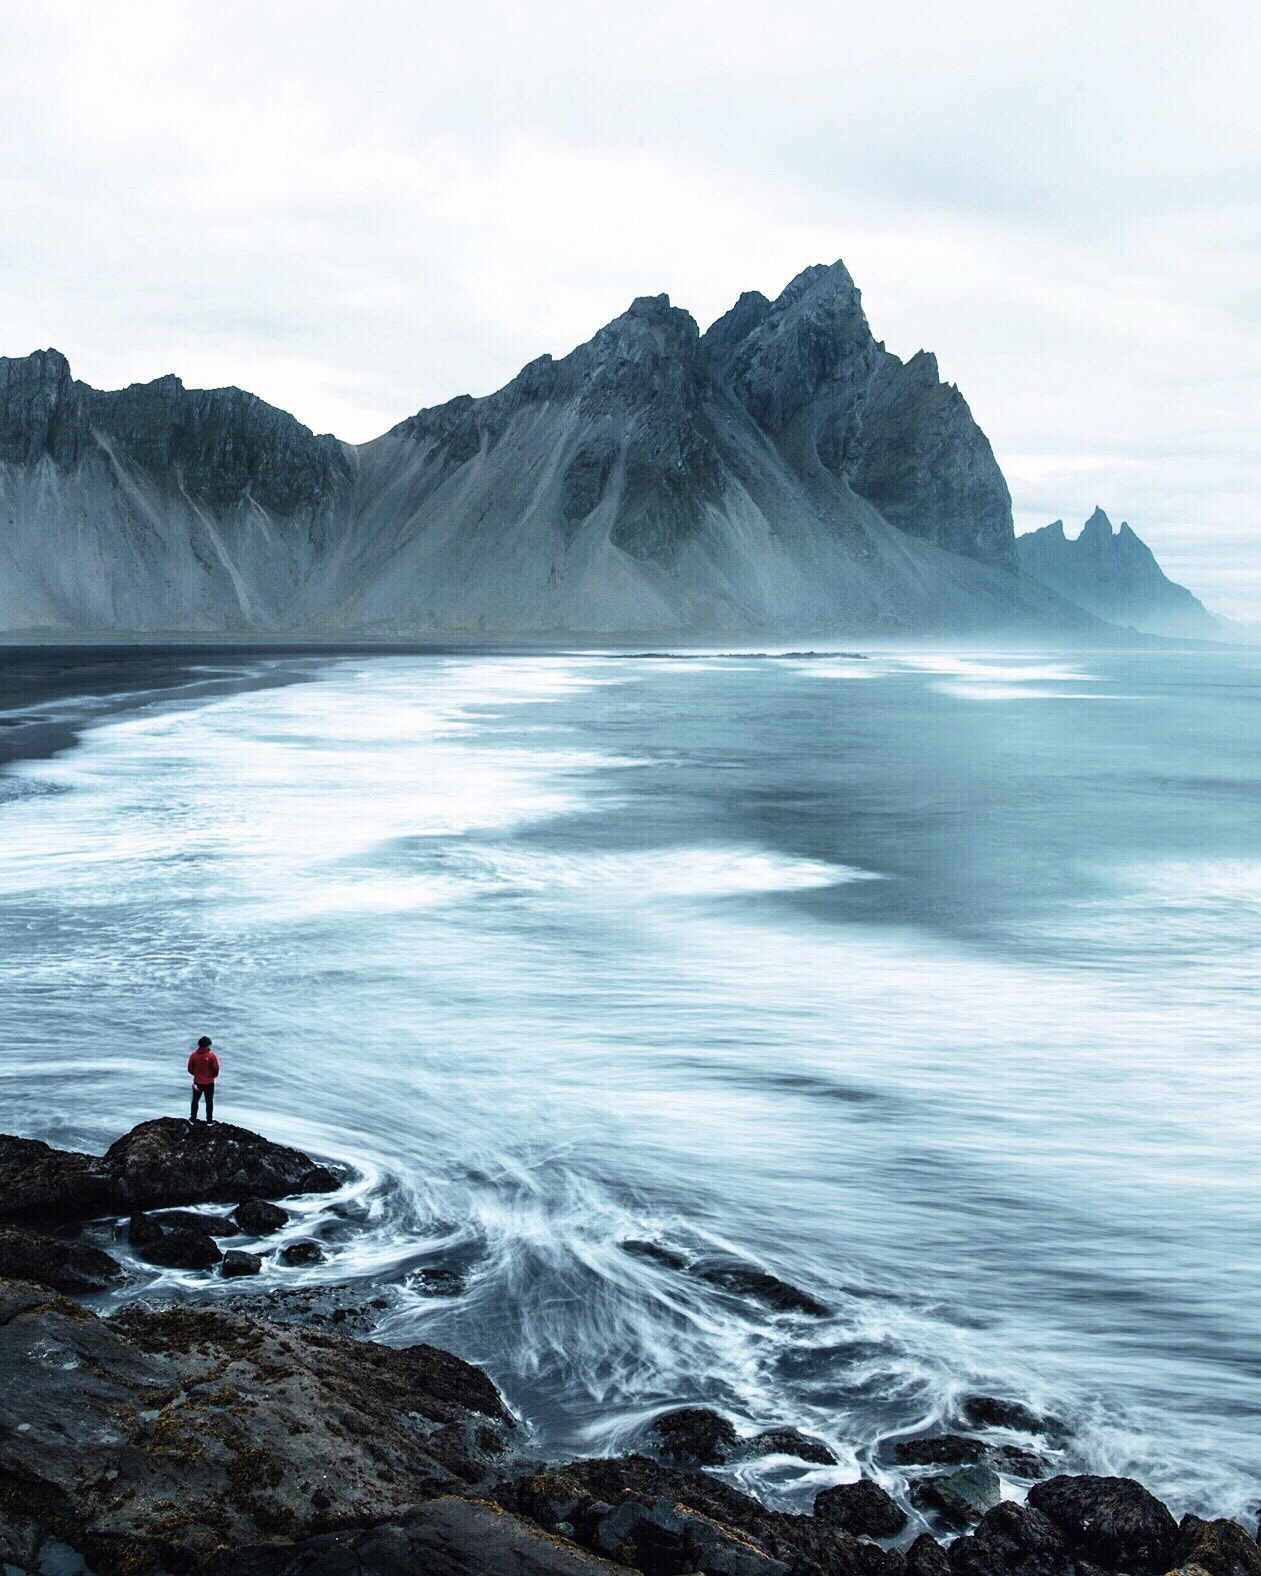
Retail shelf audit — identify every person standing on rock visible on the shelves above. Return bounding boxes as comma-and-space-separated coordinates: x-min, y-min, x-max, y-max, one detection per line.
188, 1037, 219, 1123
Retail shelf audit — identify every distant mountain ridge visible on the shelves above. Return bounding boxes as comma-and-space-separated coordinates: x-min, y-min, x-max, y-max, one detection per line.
0, 261, 1090, 637
1017, 508, 1219, 639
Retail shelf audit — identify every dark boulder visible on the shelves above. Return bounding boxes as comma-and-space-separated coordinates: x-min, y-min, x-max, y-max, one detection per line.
815, 1479, 908, 1538
993, 1445, 1050, 1480
512, 1455, 895, 1576
1171, 1516, 1261, 1576
0, 1134, 115, 1223
222, 1249, 263, 1278
0, 1279, 515, 1569
0, 1225, 124, 1293
416, 1266, 465, 1297
1027, 1476, 1178, 1573
895, 1435, 989, 1467
908, 1534, 952, 1576
962, 1397, 1053, 1435
621, 1239, 688, 1271
751, 1426, 837, 1465
137, 1224, 223, 1270
154, 1208, 240, 1237
693, 1255, 828, 1316
912, 1464, 1001, 1526
949, 1501, 1070, 1576
279, 1240, 325, 1267
235, 1198, 290, 1235
1, 1120, 339, 1226
648, 1406, 739, 1465
208, 1496, 635, 1576
128, 1211, 165, 1247
107, 1119, 338, 1211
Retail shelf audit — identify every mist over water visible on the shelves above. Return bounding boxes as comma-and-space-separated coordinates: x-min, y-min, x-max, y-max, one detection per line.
1, 647, 1258, 1523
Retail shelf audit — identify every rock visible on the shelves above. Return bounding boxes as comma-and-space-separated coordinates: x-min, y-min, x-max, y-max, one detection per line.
512, 1455, 896, 1576
136, 1224, 223, 1270
949, 1501, 1070, 1576
750, 1426, 837, 1465
0, 1278, 515, 1569
0, 1120, 338, 1225
692, 1256, 828, 1316
895, 1435, 989, 1467
912, 1464, 1001, 1526
1027, 1475, 1178, 1573
621, 1239, 688, 1271
892, 1433, 1047, 1481
279, 1240, 325, 1266
993, 1444, 1050, 1480
962, 1396, 1051, 1435
648, 1406, 739, 1466
222, 1249, 263, 1278
416, 1267, 465, 1297
815, 1479, 908, 1538
206, 1496, 630, 1576
0, 1134, 116, 1223
234, 1198, 290, 1235
128, 1211, 165, 1247
107, 1120, 339, 1212
154, 1207, 240, 1237
908, 1534, 952, 1576
1171, 1515, 1261, 1576
0, 1225, 124, 1293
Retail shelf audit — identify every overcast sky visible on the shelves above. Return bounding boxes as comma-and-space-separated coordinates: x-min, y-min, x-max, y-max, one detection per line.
2, 1, 1257, 614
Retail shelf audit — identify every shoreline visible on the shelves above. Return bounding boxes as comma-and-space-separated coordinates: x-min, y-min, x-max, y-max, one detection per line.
1, 1119, 1257, 1576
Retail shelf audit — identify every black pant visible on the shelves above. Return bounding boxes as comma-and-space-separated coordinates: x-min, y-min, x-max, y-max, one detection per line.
191, 1083, 215, 1121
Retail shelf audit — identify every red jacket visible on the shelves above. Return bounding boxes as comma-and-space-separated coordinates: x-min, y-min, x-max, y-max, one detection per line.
188, 1049, 220, 1087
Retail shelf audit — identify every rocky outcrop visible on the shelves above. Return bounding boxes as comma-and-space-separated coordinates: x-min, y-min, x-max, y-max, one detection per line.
206, 1497, 630, 1576
815, 1480, 908, 1539
1, 1273, 1258, 1576
0, 1280, 515, 1572
1016, 510, 1219, 639
511, 1454, 897, 1576
911, 1463, 1002, 1525
0, 1119, 340, 1225
1027, 1475, 1180, 1573
0, 263, 1100, 638
0, 1224, 124, 1293
644, 1406, 836, 1470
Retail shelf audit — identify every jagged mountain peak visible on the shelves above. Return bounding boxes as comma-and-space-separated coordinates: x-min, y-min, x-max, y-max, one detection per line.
1080, 505, 1114, 539
1018, 510, 1216, 639
772, 259, 860, 312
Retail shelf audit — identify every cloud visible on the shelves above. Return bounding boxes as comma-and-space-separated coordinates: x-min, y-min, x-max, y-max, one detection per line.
1, 0, 1257, 613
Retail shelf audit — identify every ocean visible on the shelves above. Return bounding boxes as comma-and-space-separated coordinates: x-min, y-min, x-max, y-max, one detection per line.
0, 644, 1257, 1522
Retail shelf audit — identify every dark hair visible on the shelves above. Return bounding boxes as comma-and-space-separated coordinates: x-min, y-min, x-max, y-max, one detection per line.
197, 1036, 212, 1048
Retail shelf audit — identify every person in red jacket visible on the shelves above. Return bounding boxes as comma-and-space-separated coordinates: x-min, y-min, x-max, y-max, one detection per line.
188, 1036, 219, 1123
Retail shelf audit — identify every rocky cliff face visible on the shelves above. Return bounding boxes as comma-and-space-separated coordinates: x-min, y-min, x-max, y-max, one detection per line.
702, 262, 1015, 568
1017, 509, 1218, 639
0, 264, 1083, 637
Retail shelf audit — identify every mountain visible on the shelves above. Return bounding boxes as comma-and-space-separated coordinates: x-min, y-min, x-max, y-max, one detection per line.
0, 262, 1089, 639
1017, 509, 1219, 640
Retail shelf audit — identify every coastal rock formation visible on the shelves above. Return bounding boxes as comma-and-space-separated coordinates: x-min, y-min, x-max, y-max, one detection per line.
1028, 1476, 1180, 1573
0, 1224, 124, 1292
0, 1273, 1258, 1576
815, 1480, 909, 1538
0, 1119, 339, 1225
207, 1498, 630, 1576
1016, 510, 1219, 639
0, 1281, 516, 1571
0, 264, 1098, 638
